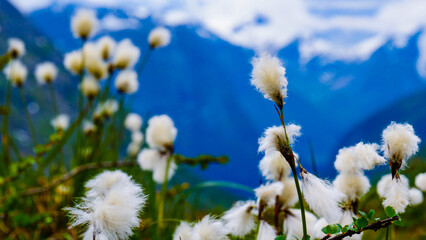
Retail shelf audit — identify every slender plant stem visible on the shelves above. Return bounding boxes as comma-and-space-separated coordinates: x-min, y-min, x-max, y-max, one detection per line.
386, 226, 390, 240
157, 154, 172, 231
138, 47, 152, 75
1, 80, 12, 172
18, 87, 37, 146
47, 83, 58, 116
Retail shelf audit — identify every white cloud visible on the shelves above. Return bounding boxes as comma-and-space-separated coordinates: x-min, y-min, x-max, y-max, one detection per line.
100, 14, 141, 31
7, 0, 426, 77
8, 0, 53, 13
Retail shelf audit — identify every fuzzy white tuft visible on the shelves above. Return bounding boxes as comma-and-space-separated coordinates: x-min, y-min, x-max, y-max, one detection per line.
334, 147, 359, 174
94, 99, 119, 119
192, 215, 229, 240
377, 174, 409, 198
124, 113, 143, 132
51, 114, 70, 132
258, 124, 301, 155
415, 173, 426, 191
251, 54, 287, 106
333, 173, 370, 202
259, 151, 291, 181
409, 188, 423, 205
67, 170, 145, 240
254, 181, 284, 207
97, 36, 116, 60
83, 120, 96, 134
173, 221, 193, 240
148, 27, 172, 49
115, 69, 139, 94
4, 60, 28, 87
64, 50, 83, 75
80, 75, 100, 99
131, 131, 144, 145
283, 208, 317, 240
382, 177, 410, 213
8, 38, 25, 58
146, 115, 177, 150
301, 171, 345, 223
222, 200, 256, 237
381, 122, 421, 168
339, 211, 362, 240
71, 8, 98, 39
152, 157, 177, 184
83, 42, 108, 80
137, 148, 162, 171
278, 177, 298, 208
113, 39, 140, 69
256, 220, 276, 240
313, 218, 329, 239
354, 142, 387, 170
127, 142, 142, 157
35, 62, 58, 84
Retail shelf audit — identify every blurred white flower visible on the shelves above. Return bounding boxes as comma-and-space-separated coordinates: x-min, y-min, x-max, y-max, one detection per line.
115, 69, 139, 94
146, 115, 177, 150
222, 201, 256, 237
377, 174, 409, 198
83, 42, 108, 80
97, 36, 116, 60
35, 62, 58, 84
415, 173, 426, 191
124, 113, 143, 132
409, 188, 423, 205
381, 122, 421, 169
64, 50, 83, 75
192, 215, 229, 240
71, 9, 98, 39
283, 208, 317, 240
66, 170, 145, 240
354, 142, 387, 170
113, 39, 140, 69
301, 171, 344, 223
333, 173, 371, 202
382, 177, 410, 213
8, 38, 25, 58
313, 218, 328, 240
51, 114, 70, 132
137, 148, 162, 171
4, 60, 27, 87
334, 147, 359, 174
173, 221, 193, 240
94, 99, 119, 119
256, 220, 276, 240
131, 131, 144, 145
80, 75, 100, 99
152, 157, 177, 184
148, 27, 171, 49
83, 120, 96, 135
278, 177, 298, 208
251, 54, 287, 108
259, 151, 291, 181
258, 124, 301, 155
254, 181, 284, 207
127, 142, 142, 157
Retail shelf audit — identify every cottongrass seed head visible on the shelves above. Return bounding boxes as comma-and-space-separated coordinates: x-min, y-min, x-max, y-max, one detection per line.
313, 218, 329, 239
333, 173, 371, 202
254, 181, 284, 207
301, 171, 345, 223
278, 177, 298, 207
66, 170, 146, 240
83, 120, 96, 135
4, 60, 27, 87
35, 62, 58, 84
64, 50, 83, 75
148, 27, 172, 49
222, 200, 256, 237
8, 38, 25, 58
381, 122, 421, 168
71, 8, 98, 39
83, 42, 109, 80
97, 36, 116, 60
251, 54, 288, 108
377, 174, 409, 198
137, 148, 162, 171
131, 131, 144, 145
115, 69, 139, 94
124, 113, 143, 132
51, 114, 70, 132
80, 75, 100, 99
113, 39, 140, 69
283, 208, 317, 240
146, 114, 177, 150
173, 221, 193, 240
409, 188, 423, 205
415, 172, 426, 191
353, 142, 387, 170
259, 151, 291, 181
152, 156, 177, 184
257, 220, 276, 240
192, 215, 229, 240
382, 177, 410, 213
258, 124, 301, 155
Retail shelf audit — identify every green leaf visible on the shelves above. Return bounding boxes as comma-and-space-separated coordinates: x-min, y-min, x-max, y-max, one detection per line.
385, 206, 397, 217
359, 211, 367, 218
357, 216, 369, 229
394, 220, 403, 226
341, 225, 349, 233
321, 224, 341, 234
367, 209, 375, 220
275, 236, 286, 240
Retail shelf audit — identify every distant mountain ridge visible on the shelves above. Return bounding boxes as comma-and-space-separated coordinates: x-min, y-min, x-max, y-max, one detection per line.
6, 3, 425, 186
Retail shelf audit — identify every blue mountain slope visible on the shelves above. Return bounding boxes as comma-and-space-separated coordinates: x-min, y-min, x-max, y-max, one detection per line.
25, 4, 426, 186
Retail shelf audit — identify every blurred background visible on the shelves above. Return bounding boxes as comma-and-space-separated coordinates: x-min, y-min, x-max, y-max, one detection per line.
2, 0, 426, 188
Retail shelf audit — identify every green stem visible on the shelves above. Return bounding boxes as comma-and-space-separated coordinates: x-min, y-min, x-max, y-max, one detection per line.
18, 87, 37, 146
157, 154, 172, 231
47, 83, 58, 116
100, 75, 113, 101
138, 47, 152, 75
386, 226, 390, 240
292, 167, 308, 240
1, 80, 12, 173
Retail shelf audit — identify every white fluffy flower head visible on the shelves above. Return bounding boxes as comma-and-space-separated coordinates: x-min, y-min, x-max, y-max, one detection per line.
251, 54, 288, 108
415, 173, 426, 191
64, 50, 83, 75
381, 122, 421, 169
35, 62, 58, 84
283, 209, 317, 240
222, 201, 256, 237
409, 188, 423, 205
137, 148, 163, 171
301, 171, 345, 223
258, 124, 301, 155
278, 177, 298, 207
173, 221, 193, 240
354, 142, 387, 170
259, 151, 291, 181
71, 8, 98, 39
113, 39, 140, 69
127, 142, 142, 157
131, 131, 144, 145
124, 113, 143, 132
4, 60, 28, 87
83, 120, 96, 134
80, 75, 100, 99
152, 157, 177, 184
115, 69, 139, 94
83, 42, 108, 80
8, 38, 25, 58
97, 36, 116, 60
94, 99, 119, 119
51, 114, 70, 132
382, 177, 410, 213
146, 115, 177, 150
192, 215, 229, 240
257, 220, 276, 240
148, 27, 172, 49
333, 173, 370, 202
254, 181, 284, 207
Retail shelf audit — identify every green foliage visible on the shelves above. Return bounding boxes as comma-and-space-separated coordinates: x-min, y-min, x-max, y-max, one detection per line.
173, 154, 229, 169
275, 236, 286, 240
